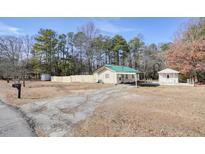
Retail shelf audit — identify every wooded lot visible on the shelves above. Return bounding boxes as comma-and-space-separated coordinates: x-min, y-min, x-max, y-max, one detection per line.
0, 18, 205, 82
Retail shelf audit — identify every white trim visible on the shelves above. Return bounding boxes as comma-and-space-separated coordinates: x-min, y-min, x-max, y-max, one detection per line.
116, 72, 136, 75
94, 66, 115, 73
158, 68, 179, 74
105, 67, 116, 73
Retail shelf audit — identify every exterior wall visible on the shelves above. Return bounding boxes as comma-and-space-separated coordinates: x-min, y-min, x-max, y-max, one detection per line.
96, 69, 116, 84
95, 70, 139, 84
51, 75, 96, 83
159, 73, 179, 85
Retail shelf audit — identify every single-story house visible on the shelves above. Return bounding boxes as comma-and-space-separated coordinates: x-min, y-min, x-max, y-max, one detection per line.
94, 64, 140, 84
158, 68, 179, 85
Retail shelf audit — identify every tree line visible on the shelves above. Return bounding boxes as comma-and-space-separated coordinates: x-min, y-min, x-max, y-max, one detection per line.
166, 18, 205, 82
0, 35, 33, 80
1, 19, 205, 82
0, 22, 167, 80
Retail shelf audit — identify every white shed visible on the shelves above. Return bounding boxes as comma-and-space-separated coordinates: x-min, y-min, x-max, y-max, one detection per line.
94, 64, 139, 84
158, 68, 179, 85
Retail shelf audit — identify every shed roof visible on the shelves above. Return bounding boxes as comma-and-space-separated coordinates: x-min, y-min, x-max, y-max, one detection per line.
105, 64, 139, 73
158, 68, 179, 74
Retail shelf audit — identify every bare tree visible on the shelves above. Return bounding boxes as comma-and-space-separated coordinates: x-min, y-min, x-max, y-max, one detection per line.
78, 22, 99, 74
0, 35, 34, 82
0, 36, 23, 79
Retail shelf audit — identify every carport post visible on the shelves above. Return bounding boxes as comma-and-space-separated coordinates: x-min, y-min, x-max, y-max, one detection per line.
134, 74, 138, 87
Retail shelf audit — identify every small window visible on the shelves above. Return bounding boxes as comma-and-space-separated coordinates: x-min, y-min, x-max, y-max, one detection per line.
126, 74, 128, 79
105, 74, 109, 78
132, 75, 135, 79
167, 74, 169, 79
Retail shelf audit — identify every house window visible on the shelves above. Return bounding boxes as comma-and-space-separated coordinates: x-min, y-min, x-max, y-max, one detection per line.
105, 74, 109, 78
126, 74, 128, 79
132, 75, 135, 79
167, 74, 169, 79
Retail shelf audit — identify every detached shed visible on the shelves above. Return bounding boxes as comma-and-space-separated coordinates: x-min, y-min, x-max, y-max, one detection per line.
94, 64, 139, 84
158, 68, 179, 85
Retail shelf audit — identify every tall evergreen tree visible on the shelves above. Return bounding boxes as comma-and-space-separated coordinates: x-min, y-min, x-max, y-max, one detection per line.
128, 37, 144, 68
111, 35, 128, 65
32, 29, 58, 75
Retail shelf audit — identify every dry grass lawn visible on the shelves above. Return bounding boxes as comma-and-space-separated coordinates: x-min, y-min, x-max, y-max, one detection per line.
1, 79, 205, 136
0, 80, 111, 107
72, 86, 205, 136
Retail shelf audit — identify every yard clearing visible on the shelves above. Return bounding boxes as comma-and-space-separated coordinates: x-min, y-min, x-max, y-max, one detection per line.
0, 80, 112, 107
1, 80, 205, 137
72, 86, 205, 137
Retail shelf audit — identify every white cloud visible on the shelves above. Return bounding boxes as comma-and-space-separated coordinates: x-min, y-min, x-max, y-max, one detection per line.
91, 18, 136, 34
97, 22, 135, 34
0, 22, 22, 35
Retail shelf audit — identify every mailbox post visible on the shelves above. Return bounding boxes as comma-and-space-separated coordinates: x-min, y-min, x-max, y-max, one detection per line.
23, 79, 25, 87
12, 83, 21, 99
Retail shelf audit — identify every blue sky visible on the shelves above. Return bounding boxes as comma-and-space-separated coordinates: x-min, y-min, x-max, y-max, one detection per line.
0, 17, 190, 44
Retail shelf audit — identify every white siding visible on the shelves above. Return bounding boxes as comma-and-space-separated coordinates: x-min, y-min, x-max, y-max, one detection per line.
95, 68, 139, 84
159, 73, 179, 85
97, 69, 117, 84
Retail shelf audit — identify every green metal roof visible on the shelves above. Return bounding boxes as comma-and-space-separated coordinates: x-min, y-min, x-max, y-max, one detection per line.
105, 64, 138, 73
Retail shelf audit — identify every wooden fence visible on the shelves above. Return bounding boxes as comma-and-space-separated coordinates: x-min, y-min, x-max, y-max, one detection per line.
51, 75, 96, 83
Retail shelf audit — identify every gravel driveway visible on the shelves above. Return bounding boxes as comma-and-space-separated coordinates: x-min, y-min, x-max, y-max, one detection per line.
20, 85, 130, 136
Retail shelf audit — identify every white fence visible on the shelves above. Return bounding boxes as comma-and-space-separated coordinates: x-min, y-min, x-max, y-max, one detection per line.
158, 82, 194, 86
51, 75, 96, 83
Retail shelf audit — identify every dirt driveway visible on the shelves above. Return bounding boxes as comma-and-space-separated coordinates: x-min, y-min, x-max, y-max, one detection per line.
20, 85, 129, 136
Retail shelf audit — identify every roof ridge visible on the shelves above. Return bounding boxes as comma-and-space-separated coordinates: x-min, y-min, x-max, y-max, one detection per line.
105, 64, 132, 67
158, 68, 179, 73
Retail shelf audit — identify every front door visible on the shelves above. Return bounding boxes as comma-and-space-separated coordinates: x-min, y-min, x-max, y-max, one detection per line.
166, 74, 171, 84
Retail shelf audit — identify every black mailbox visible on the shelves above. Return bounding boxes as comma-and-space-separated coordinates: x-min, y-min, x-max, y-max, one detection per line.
12, 83, 21, 88
12, 83, 21, 98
